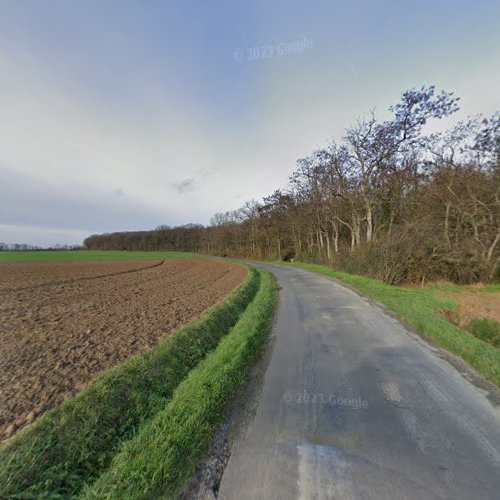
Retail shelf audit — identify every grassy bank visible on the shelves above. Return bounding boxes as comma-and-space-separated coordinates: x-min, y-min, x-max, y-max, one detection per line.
82, 268, 277, 499
0, 266, 259, 498
285, 262, 500, 387
0, 250, 197, 262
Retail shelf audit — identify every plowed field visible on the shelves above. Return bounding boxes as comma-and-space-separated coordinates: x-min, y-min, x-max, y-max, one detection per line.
0, 258, 246, 440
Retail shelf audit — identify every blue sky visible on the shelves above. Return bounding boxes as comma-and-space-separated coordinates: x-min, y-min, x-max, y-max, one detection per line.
1, 0, 499, 246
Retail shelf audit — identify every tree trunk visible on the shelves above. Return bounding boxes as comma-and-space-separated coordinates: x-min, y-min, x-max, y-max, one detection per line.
366, 203, 373, 242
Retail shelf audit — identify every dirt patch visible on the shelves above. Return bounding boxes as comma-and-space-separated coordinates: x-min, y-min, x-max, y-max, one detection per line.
440, 291, 500, 328
0, 259, 246, 440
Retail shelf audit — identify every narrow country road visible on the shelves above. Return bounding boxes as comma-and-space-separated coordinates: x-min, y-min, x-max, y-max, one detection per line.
218, 263, 500, 500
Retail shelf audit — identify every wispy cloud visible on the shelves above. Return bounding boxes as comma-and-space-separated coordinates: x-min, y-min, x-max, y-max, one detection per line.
172, 178, 195, 194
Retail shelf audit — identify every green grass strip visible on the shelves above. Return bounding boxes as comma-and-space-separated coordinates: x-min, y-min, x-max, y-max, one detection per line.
81, 267, 277, 499
0, 266, 258, 498
285, 262, 500, 387
0, 250, 197, 261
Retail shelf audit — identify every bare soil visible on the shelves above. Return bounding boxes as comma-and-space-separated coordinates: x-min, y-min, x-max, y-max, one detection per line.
440, 290, 500, 328
0, 259, 164, 291
0, 259, 246, 440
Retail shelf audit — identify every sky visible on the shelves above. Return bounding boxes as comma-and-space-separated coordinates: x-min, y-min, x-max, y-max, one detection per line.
1, 0, 499, 247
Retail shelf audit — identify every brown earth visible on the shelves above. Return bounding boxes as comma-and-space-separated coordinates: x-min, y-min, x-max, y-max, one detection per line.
440, 290, 500, 328
0, 259, 164, 291
0, 259, 246, 440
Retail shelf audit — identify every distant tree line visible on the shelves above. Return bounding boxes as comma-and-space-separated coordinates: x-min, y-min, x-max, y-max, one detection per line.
85, 86, 500, 284
84, 225, 205, 253
0, 243, 83, 251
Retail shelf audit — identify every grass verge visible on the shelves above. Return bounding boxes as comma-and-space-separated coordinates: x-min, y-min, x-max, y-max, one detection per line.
81, 267, 277, 499
0, 250, 197, 262
0, 266, 258, 498
283, 262, 500, 387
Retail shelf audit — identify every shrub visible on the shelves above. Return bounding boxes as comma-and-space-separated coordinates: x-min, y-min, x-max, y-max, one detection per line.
469, 318, 500, 348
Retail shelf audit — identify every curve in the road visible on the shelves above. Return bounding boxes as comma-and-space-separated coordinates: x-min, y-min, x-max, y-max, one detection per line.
218, 263, 500, 500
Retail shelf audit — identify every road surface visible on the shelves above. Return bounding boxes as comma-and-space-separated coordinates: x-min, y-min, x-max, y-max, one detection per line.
218, 263, 500, 500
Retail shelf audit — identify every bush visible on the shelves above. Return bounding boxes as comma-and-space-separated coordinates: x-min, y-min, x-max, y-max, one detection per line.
469, 318, 500, 348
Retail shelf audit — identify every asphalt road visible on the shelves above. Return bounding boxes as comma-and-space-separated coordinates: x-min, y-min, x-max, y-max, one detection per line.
218, 263, 500, 500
